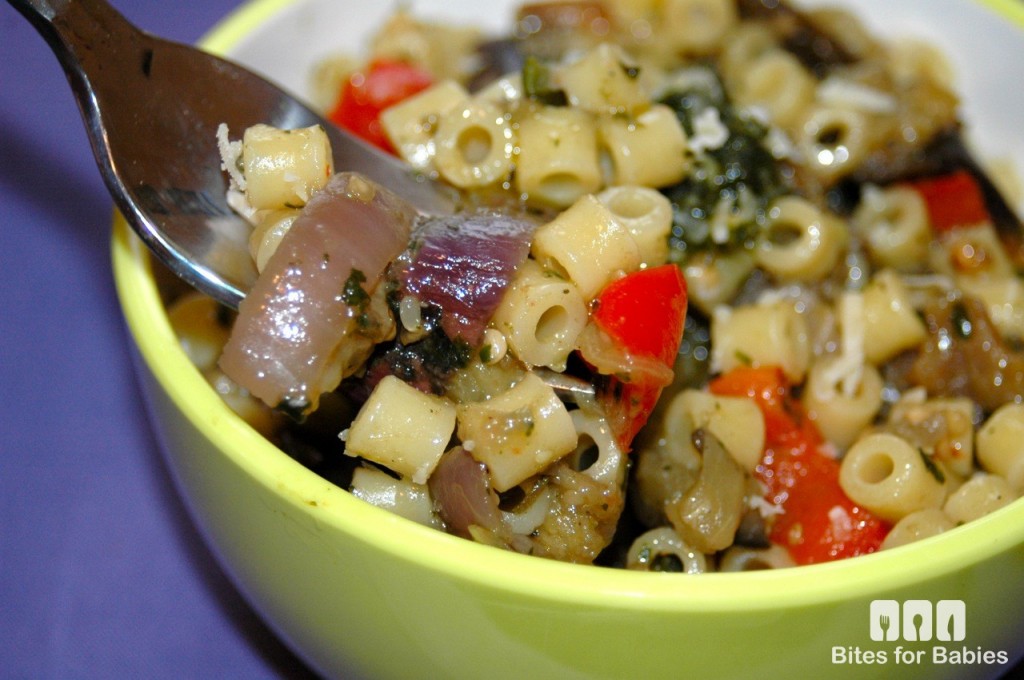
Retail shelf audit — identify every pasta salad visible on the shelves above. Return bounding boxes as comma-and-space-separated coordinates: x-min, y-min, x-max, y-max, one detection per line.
167, 0, 1024, 570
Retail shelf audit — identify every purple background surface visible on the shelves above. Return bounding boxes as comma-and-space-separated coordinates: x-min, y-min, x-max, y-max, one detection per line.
1, 2, 1023, 679
0, 1, 317, 677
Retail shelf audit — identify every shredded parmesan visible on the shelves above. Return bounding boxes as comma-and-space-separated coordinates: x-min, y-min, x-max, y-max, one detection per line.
817, 77, 897, 114
217, 123, 258, 223
688, 107, 729, 155
225, 188, 258, 224
827, 504, 854, 542
765, 126, 800, 161
815, 291, 866, 399
709, 194, 733, 244
398, 295, 424, 333
216, 123, 246, 190
749, 495, 785, 518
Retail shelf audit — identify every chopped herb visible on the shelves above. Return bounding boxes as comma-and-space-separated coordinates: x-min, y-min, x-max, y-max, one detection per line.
364, 322, 473, 396
342, 269, 370, 309
574, 444, 600, 471
651, 552, 684, 572
276, 395, 311, 422
479, 344, 493, 363
951, 301, 973, 339
522, 56, 568, 106
215, 302, 234, 329
659, 72, 789, 259
620, 62, 640, 79
919, 449, 946, 484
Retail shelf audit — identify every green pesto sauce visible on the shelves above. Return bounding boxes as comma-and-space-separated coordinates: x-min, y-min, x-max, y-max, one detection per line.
659, 74, 790, 259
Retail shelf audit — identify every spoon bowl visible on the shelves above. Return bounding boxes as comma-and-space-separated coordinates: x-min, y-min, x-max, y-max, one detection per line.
10, 0, 456, 309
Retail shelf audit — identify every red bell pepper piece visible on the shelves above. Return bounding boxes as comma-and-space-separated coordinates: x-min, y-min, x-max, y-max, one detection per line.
710, 366, 889, 565
905, 169, 991, 233
591, 264, 689, 368
589, 264, 688, 450
328, 60, 434, 153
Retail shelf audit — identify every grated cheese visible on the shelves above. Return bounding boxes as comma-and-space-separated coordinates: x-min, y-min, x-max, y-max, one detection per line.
688, 107, 729, 155
216, 123, 246, 190
816, 291, 866, 399
749, 494, 785, 518
817, 77, 897, 114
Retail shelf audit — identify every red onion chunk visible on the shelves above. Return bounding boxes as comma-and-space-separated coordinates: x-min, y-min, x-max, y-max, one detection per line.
220, 172, 417, 414
429, 446, 503, 539
398, 213, 536, 345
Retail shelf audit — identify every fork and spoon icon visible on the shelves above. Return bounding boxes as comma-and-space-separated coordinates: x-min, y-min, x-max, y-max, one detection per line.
879, 613, 928, 640
871, 600, 966, 641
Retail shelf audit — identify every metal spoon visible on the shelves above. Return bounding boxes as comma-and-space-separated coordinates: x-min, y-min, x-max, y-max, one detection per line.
10, 0, 457, 309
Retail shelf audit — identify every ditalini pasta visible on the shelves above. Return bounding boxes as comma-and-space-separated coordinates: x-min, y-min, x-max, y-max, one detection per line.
839, 432, 948, 522
183, 0, 1024, 570
490, 258, 589, 371
239, 123, 333, 210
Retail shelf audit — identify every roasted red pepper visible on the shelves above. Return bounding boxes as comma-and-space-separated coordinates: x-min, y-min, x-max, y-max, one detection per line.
905, 169, 991, 233
591, 264, 689, 368
710, 366, 889, 565
328, 60, 434, 153
590, 264, 688, 450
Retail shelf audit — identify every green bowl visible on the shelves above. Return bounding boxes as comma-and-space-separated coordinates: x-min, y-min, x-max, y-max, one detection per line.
113, 0, 1024, 677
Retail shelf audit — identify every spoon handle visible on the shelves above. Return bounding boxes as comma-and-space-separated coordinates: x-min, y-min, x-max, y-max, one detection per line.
7, 0, 140, 77
5, 0, 258, 306
8, 0, 148, 194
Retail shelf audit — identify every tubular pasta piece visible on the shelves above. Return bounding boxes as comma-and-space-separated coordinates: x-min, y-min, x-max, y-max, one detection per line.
733, 49, 815, 129
242, 124, 333, 210
380, 80, 470, 171
943, 473, 1018, 525
558, 43, 648, 115
976, 403, 1024, 493
433, 100, 514, 188
344, 376, 457, 484
803, 357, 884, 452
531, 194, 642, 300
839, 432, 948, 523
794, 104, 868, 183
756, 196, 848, 283
569, 409, 627, 487
683, 250, 757, 316
853, 184, 931, 271
626, 526, 708, 573
860, 269, 928, 365
456, 373, 578, 492
711, 299, 810, 383
596, 185, 673, 267
167, 292, 231, 372
598, 104, 689, 188
660, 0, 738, 55
514, 104, 602, 208
674, 389, 765, 473
718, 22, 777, 85
249, 209, 300, 273
490, 259, 589, 371
350, 465, 444, 529
718, 544, 796, 571
880, 508, 955, 550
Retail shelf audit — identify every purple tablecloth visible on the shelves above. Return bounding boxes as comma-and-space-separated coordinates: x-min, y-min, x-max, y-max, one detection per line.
0, 1, 316, 677
2, 2, 1023, 679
